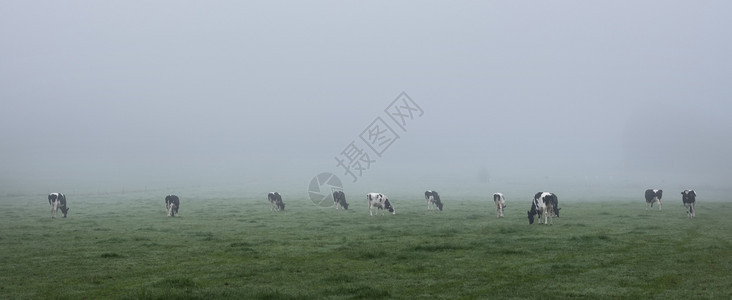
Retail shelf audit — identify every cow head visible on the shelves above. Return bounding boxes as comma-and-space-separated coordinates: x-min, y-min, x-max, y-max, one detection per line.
681, 190, 696, 203
527, 201, 538, 224
60, 207, 69, 218
167, 203, 177, 217
342, 202, 349, 210
436, 201, 443, 211
527, 210, 535, 224
384, 199, 395, 214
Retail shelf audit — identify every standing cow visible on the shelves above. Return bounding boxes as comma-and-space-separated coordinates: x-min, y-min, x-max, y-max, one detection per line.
645, 189, 663, 211
425, 190, 443, 211
48, 193, 69, 218
165, 195, 180, 217
367, 193, 395, 216
493, 193, 506, 218
681, 190, 696, 218
268, 192, 285, 211
333, 190, 349, 210
527, 192, 559, 225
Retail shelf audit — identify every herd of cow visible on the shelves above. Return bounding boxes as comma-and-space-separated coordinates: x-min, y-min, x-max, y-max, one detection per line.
46, 188, 699, 223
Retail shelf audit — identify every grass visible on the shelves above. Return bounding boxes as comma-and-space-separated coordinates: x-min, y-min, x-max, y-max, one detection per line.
1, 191, 731, 299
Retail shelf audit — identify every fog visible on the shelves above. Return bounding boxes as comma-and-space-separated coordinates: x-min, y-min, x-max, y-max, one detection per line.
2, 1, 731, 199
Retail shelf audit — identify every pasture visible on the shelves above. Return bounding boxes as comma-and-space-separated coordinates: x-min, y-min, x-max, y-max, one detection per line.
1, 191, 731, 299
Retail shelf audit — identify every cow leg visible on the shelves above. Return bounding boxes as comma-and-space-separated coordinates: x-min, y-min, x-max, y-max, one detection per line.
548, 207, 553, 225
691, 203, 695, 218
658, 200, 662, 211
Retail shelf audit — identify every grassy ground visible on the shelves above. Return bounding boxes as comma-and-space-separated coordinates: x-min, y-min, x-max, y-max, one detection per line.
1, 192, 731, 299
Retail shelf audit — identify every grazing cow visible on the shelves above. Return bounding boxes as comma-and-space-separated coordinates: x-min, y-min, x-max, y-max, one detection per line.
681, 190, 696, 218
268, 192, 285, 211
493, 193, 506, 218
333, 190, 349, 210
645, 189, 663, 211
165, 195, 180, 217
48, 193, 69, 218
367, 192, 395, 216
527, 192, 559, 225
424, 190, 443, 211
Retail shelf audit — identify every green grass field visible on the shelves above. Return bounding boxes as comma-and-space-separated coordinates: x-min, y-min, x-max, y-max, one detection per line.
1, 191, 731, 299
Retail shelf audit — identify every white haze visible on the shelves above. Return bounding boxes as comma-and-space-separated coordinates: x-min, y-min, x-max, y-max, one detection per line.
2, 1, 731, 201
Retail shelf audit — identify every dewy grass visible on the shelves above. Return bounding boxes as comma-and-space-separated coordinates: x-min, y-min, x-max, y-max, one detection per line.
1, 192, 731, 299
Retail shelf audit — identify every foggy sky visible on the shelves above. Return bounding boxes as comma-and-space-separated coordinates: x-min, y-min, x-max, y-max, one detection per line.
2, 1, 731, 197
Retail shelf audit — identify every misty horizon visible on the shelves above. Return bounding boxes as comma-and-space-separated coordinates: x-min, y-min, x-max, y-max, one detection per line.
2, 2, 731, 199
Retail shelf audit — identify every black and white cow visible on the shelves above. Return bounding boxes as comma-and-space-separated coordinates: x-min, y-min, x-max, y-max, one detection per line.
367, 192, 395, 216
48, 193, 69, 218
268, 192, 285, 211
681, 190, 696, 218
527, 192, 559, 225
424, 190, 443, 211
493, 193, 506, 218
165, 195, 180, 217
333, 190, 349, 210
645, 189, 663, 211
